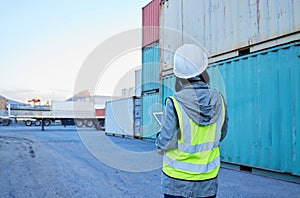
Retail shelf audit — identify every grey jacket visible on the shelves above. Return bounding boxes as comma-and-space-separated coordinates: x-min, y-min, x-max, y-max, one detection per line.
155, 78, 228, 197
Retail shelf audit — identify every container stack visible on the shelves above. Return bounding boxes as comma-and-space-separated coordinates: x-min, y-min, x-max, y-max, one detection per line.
141, 0, 161, 139
158, 0, 300, 180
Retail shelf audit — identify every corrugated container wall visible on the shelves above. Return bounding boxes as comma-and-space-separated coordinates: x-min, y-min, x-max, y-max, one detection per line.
207, 42, 300, 176
141, 92, 162, 139
160, 0, 300, 70
142, 43, 160, 92
142, 0, 160, 48
161, 75, 176, 105
105, 97, 136, 137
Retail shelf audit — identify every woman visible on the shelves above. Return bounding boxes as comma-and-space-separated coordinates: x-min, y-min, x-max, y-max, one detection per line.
156, 44, 228, 198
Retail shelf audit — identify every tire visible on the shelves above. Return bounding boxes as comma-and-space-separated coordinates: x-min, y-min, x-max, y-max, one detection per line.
35, 120, 41, 126
95, 120, 105, 131
25, 120, 32, 126
44, 120, 51, 126
75, 120, 84, 127
2, 119, 10, 126
85, 120, 94, 127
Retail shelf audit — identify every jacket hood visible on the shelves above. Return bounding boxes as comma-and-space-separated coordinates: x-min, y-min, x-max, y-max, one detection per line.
174, 79, 222, 126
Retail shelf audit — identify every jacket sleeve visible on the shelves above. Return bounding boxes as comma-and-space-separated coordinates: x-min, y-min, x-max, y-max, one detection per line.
155, 99, 179, 151
220, 102, 228, 142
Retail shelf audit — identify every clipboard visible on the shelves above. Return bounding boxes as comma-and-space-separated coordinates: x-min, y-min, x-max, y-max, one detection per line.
153, 112, 163, 126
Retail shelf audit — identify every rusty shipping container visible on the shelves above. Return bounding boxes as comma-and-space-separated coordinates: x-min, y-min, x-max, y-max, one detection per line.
160, 0, 300, 72
142, 0, 160, 48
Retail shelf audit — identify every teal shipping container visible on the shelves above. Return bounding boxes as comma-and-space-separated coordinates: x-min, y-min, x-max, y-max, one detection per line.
208, 41, 300, 176
160, 42, 300, 178
141, 92, 162, 139
142, 43, 160, 92
161, 74, 176, 105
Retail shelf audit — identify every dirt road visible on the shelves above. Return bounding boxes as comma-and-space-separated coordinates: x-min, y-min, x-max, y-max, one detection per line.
1, 125, 299, 198
0, 126, 161, 198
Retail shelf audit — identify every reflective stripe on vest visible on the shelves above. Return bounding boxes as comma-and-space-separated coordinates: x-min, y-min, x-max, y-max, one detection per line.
163, 95, 225, 181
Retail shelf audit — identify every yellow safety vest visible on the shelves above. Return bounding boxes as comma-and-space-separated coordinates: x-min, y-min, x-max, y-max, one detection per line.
163, 96, 225, 181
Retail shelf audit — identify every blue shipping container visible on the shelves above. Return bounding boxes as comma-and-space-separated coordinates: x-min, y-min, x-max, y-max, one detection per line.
141, 92, 162, 139
142, 43, 160, 92
208, 42, 300, 176
161, 74, 176, 106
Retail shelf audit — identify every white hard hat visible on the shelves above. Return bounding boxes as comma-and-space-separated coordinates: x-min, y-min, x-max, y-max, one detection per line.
173, 44, 208, 79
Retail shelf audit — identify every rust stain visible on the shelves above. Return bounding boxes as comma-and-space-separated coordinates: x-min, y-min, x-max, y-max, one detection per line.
256, 0, 260, 34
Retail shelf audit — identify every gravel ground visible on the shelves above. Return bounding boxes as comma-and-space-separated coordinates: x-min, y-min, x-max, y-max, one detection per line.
0, 125, 300, 198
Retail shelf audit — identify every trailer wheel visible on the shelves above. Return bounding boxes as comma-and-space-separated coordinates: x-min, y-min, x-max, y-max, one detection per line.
85, 120, 94, 127
75, 120, 84, 127
35, 120, 41, 126
25, 120, 32, 126
2, 119, 11, 126
95, 120, 105, 131
44, 120, 51, 126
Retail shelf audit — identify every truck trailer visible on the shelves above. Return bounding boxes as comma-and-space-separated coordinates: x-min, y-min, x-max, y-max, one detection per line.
0, 100, 106, 131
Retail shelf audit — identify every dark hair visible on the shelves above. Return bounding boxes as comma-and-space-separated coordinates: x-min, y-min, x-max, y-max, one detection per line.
175, 70, 210, 92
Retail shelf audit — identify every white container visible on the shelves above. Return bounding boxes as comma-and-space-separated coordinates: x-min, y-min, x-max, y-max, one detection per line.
135, 68, 142, 97
105, 97, 135, 137
51, 101, 95, 118
51, 101, 72, 111
160, 0, 300, 67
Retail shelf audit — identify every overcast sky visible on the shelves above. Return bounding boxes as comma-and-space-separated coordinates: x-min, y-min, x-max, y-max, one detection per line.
0, 0, 150, 103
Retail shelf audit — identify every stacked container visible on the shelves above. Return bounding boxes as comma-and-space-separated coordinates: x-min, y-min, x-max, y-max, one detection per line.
141, 0, 161, 139
142, 0, 160, 48
160, 0, 300, 62
159, 0, 300, 179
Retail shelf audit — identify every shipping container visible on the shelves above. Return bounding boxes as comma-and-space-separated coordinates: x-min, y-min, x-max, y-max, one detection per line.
134, 98, 142, 138
142, 43, 160, 92
51, 101, 95, 118
142, 0, 160, 48
141, 92, 162, 139
105, 97, 141, 137
207, 41, 300, 176
161, 74, 176, 105
160, 0, 300, 68
135, 68, 142, 97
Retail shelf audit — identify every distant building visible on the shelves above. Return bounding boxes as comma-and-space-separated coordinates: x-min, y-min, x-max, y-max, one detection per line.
0, 97, 6, 110
121, 87, 135, 98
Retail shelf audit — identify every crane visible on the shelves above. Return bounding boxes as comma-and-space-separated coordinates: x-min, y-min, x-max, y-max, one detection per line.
28, 98, 41, 106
